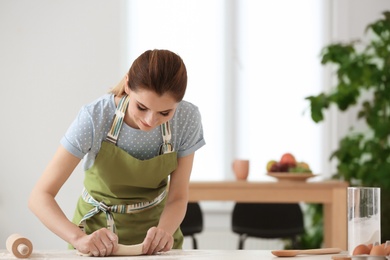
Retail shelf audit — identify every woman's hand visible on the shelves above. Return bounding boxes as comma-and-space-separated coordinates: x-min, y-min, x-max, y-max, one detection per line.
142, 226, 173, 255
140, 154, 196, 255
74, 228, 118, 257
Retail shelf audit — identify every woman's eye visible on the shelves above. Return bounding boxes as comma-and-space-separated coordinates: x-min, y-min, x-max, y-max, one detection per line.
137, 105, 147, 111
160, 112, 170, 117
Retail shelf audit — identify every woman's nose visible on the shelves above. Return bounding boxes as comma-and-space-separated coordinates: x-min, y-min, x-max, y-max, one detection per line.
145, 112, 158, 126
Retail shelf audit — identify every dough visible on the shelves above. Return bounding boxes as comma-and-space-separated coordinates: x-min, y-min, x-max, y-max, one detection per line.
77, 243, 143, 257
114, 243, 143, 256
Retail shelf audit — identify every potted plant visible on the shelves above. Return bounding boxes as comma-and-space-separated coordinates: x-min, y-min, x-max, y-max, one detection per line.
304, 11, 390, 244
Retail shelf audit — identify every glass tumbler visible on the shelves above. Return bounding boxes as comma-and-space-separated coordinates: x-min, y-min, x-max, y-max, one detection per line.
347, 187, 381, 255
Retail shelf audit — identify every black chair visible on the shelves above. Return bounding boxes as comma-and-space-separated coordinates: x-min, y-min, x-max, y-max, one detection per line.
231, 203, 304, 249
180, 202, 204, 249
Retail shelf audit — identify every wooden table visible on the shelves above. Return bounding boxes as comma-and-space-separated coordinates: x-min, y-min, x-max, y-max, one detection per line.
188, 180, 349, 250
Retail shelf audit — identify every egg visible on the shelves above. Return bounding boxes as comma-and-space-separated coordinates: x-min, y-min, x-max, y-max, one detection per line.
352, 244, 370, 255
370, 244, 386, 256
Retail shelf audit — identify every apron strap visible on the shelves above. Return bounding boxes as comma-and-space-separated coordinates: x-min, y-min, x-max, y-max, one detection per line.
106, 95, 130, 144
78, 188, 167, 234
106, 94, 174, 154
159, 121, 174, 154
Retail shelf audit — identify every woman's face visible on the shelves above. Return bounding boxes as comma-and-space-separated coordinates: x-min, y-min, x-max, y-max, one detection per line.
125, 86, 178, 131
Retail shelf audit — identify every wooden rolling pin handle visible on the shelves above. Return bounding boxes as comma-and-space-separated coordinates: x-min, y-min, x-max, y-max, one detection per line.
6, 234, 33, 258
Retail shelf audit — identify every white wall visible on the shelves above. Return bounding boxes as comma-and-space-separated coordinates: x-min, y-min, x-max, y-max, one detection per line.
0, 0, 389, 251
0, 0, 128, 249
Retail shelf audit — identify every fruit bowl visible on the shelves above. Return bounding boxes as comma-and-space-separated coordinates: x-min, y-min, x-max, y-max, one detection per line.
267, 173, 316, 182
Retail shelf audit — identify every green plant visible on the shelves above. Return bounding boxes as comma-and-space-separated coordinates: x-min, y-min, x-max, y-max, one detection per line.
306, 11, 390, 242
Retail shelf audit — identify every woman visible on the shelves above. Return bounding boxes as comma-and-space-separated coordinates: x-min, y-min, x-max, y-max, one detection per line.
29, 49, 205, 257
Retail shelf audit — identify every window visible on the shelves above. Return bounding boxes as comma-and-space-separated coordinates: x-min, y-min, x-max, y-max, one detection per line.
127, 0, 325, 180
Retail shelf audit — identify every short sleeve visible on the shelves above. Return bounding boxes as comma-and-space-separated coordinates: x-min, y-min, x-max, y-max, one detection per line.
173, 102, 206, 158
60, 106, 95, 159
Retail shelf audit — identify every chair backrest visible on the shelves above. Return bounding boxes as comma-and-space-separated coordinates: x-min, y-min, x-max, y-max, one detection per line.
180, 202, 204, 236
232, 203, 304, 239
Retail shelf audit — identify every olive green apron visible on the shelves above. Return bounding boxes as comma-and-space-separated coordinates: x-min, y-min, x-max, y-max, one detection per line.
71, 95, 183, 248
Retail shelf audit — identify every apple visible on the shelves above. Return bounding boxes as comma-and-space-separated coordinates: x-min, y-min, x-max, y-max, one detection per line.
266, 160, 277, 172
280, 153, 297, 168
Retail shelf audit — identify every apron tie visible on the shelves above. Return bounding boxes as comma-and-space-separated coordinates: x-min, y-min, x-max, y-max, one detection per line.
98, 201, 109, 212
78, 188, 167, 234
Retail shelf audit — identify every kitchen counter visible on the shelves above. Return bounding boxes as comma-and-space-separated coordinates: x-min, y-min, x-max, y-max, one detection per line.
0, 249, 349, 259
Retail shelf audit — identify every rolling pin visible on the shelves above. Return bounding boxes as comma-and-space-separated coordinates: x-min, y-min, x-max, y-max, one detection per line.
6, 234, 33, 259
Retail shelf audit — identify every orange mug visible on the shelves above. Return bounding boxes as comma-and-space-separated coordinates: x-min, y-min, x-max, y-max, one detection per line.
232, 159, 249, 180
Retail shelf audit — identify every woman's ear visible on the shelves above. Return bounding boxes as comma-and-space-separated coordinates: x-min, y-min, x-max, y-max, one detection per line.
124, 75, 131, 95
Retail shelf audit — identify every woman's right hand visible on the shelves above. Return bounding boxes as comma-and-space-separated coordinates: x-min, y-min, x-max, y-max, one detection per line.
74, 228, 118, 257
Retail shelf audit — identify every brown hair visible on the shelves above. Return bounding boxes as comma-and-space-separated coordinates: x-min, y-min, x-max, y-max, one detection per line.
111, 49, 187, 102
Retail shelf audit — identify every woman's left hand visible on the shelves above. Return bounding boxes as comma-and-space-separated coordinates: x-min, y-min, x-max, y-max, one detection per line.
142, 226, 173, 255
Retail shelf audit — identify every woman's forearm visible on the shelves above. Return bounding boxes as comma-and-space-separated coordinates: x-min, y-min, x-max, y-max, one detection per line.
158, 197, 188, 235
158, 154, 194, 235
28, 191, 84, 246
29, 146, 84, 246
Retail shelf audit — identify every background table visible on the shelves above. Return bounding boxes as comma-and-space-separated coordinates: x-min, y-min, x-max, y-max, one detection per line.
188, 180, 349, 250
